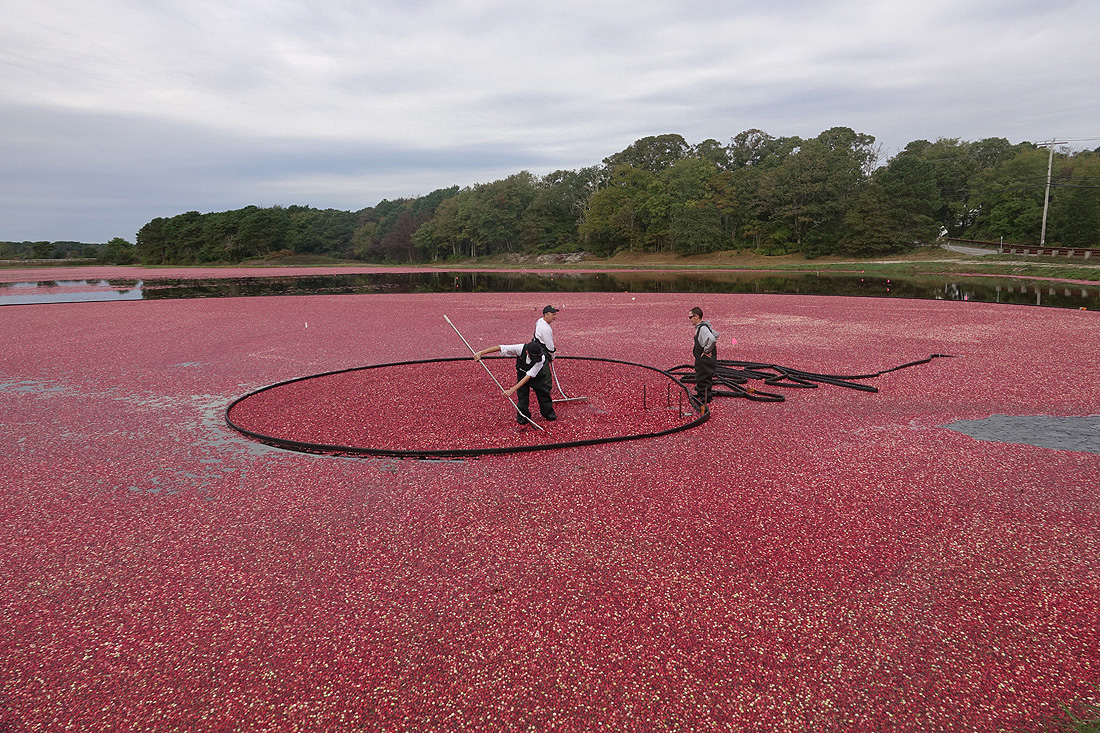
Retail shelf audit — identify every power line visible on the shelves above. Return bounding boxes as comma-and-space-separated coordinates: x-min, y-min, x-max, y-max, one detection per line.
1046, 136, 1100, 144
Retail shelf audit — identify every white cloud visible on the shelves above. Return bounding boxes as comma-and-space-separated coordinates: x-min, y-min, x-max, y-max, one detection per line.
2, 0, 1098, 241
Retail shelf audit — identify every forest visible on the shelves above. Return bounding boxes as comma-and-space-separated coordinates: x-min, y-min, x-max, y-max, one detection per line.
9, 127, 1099, 266
0, 238, 136, 263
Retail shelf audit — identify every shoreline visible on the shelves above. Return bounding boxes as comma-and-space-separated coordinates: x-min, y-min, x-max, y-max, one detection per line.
4, 261, 1100, 291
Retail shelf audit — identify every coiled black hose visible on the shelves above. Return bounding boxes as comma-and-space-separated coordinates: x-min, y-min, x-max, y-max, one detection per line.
667, 353, 954, 403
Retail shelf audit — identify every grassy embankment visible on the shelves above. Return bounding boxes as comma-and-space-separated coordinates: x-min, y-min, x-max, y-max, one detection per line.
249, 246, 1100, 284
475, 247, 1100, 284
8, 246, 1100, 285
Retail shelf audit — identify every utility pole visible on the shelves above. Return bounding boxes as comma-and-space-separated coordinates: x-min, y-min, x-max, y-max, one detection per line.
1040, 140, 1067, 246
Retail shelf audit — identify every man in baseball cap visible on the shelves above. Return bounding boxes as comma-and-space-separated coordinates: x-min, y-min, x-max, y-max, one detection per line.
536, 306, 558, 358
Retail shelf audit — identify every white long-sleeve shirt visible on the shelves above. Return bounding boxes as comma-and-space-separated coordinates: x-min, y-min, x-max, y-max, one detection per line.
499, 343, 546, 378
534, 317, 555, 355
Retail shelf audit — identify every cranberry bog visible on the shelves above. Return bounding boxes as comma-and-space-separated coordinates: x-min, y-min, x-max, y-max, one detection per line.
2, 283, 1099, 732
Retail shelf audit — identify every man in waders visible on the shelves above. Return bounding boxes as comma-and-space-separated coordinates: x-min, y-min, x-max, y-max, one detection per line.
474, 339, 557, 424
689, 306, 718, 404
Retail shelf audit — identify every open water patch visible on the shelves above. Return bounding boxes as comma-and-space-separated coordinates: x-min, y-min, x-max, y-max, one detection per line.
0, 279, 143, 305
943, 414, 1100, 454
3, 272, 1099, 308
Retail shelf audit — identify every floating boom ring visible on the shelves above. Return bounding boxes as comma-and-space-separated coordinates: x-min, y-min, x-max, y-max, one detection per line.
226, 356, 709, 459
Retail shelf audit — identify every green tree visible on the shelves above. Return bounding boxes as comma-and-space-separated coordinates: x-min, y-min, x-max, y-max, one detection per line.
903, 137, 1026, 236
966, 146, 1048, 242
969, 137, 1020, 170
692, 139, 732, 171
469, 172, 539, 255
646, 157, 723, 254
161, 211, 205, 264
839, 153, 939, 257
100, 237, 137, 264
237, 206, 289, 258
136, 218, 168, 264
602, 134, 691, 175
352, 219, 380, 259
757, 127, 876, 256
727, 129, 800, 170
414, 191, 477, 260
721, 130, 801, 249
839, 184, 896, 256
520, 167, 599, 251
198, 210, 239, 262
579, 164, 654, 254
1046, 150, 1100, 247
285, 207, 358, 257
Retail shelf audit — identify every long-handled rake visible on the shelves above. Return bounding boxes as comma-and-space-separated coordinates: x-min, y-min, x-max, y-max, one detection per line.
549, 359, 587, 403
444, 315, 545, 431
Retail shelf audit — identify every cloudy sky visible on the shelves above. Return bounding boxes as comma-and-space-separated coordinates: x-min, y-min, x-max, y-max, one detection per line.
3, 0, 1099, 243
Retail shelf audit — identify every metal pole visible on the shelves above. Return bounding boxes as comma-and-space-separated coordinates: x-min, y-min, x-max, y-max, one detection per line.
444, 315, 545, 431
1039, 140, 1069, 246
1041, 142, 1055, 246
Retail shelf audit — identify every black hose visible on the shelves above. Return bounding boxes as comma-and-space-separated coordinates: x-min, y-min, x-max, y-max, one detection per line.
226, 354, 952, 458
668, 354, 954, 403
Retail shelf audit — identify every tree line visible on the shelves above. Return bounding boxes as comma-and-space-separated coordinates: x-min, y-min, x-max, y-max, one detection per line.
31, 127, 1100, 266
1, 238, 137, 264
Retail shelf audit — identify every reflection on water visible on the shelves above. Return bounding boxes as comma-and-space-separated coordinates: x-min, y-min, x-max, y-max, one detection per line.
0, 279, 143, 305
1, 272, 1097, 309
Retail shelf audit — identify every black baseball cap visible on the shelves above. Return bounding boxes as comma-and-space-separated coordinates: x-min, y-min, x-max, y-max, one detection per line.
543, 305, 559, 314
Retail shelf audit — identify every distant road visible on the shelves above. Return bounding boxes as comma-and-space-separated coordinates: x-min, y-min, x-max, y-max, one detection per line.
941, 243, 998, 256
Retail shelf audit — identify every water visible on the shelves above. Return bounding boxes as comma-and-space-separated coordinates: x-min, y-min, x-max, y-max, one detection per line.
1, 271, 1097, 308
0, 279, 144, 305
